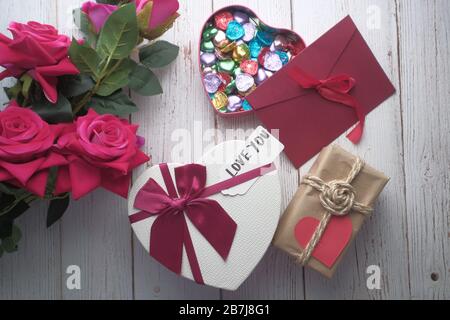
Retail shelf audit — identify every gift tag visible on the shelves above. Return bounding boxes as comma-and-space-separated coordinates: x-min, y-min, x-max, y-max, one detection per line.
294, 216, 353, 268
199, 126, 284, 196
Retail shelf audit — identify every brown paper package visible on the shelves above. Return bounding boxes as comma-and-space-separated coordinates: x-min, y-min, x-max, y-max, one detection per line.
273, 145, 390, 278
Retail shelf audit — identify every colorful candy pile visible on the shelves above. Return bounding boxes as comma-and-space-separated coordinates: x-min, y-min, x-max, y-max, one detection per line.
201, 9, 303, 114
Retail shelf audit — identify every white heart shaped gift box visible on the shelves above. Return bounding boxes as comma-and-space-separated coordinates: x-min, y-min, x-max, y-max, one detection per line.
128, 138, 282, 290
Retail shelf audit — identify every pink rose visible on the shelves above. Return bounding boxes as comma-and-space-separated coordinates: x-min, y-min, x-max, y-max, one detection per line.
135, 0, 179, 29
81, 1, 118, 33
81, 0, 179, 39
0, 101, 68, 197
0, 21, 79, 103
55, 109, 150, 199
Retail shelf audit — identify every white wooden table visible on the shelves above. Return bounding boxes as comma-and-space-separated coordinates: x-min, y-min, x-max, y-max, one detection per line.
0, 0, 449, 300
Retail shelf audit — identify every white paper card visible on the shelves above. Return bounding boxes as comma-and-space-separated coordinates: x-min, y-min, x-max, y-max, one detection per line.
216, 126, 284, 196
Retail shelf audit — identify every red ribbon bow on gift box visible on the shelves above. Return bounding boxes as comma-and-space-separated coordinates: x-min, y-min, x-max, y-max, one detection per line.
129, 163, 273, 285
287, 66, 366, 144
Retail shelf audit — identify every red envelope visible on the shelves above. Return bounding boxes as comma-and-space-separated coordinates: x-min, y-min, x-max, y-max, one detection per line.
247, 16, 396, 168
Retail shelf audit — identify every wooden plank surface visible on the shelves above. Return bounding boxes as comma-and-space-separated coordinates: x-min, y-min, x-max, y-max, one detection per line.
0, 0, 448, 300
398, 0, 450, 299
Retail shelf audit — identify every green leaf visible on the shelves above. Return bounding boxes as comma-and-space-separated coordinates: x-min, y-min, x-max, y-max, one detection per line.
59, 74, 95, 98
11, 225, 21, 243
32, 93, 73, 124
20, 74, 33, 99
0, 183, 28, 197
96, 59, 133, 96
47, 196, 70, 228
4, 81, 22, 100
90, 90, 138, 116
0, 200, 30, 221
0, 192, 16, 211
1, 238, 16, 253
137, 1, 153, 32
0, 219, 13, 239
45, 167, 59, 198
69, 38, 101, 78
96, 3, 138, 60
139, 40, 179, 68
128, 63, 163, 96
1, 225, 21, 253
0, 193, 30, 230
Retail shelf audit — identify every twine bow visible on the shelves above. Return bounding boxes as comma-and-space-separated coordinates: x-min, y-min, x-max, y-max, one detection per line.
296, 157, 373, 265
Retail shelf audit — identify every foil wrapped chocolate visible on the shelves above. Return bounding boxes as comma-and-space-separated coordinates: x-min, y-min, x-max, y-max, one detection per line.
264, 52, 283, 72
232, 44, 250, 62
200, 52, 217, 67
227, 95, 243, 112
233, 11, 249, 24
215, 11, 233, 30
226, 21, 245, 41
203, 73, 222, 94
213, 30, 229, 48
235, 73, 255, 93
242, 22, 257, 42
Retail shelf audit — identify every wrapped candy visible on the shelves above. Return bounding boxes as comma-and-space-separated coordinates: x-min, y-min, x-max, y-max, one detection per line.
213, 30, 229, 48
249, 39, 262, 58
203, 73, 222, 94
217, 59, 236, 73
201, 40, 215, 53
227, 95, 243, 112
240, 60, 258, 76
200, 52, 217, 67
233, 11, 249, 24
232, 44, 250, 62
215, 11, 233, 30
255, 68, 268, 84
203, 26, 219, 41
226, 21, 245, 41
264, 52, 283, 72
235, 73, 255, 93
242, 22, 257, 42
212, 91, 228, 110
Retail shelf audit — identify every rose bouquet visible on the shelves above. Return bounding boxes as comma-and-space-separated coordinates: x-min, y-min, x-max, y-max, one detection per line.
0, 0, 180, 256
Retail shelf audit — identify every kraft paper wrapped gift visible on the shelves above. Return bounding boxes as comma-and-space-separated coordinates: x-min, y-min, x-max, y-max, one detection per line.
273, 145, 389, 278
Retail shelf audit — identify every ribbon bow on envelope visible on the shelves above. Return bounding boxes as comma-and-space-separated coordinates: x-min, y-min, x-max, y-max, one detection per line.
129, 163, 273, 285
287, 67, 364, 144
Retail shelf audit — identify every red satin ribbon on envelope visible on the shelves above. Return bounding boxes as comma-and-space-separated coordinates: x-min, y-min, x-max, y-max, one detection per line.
129, 163, 274, 285
288, 66, 366, 144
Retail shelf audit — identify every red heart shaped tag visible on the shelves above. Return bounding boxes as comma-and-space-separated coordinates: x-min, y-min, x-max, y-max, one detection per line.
294, 216, 353, 268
